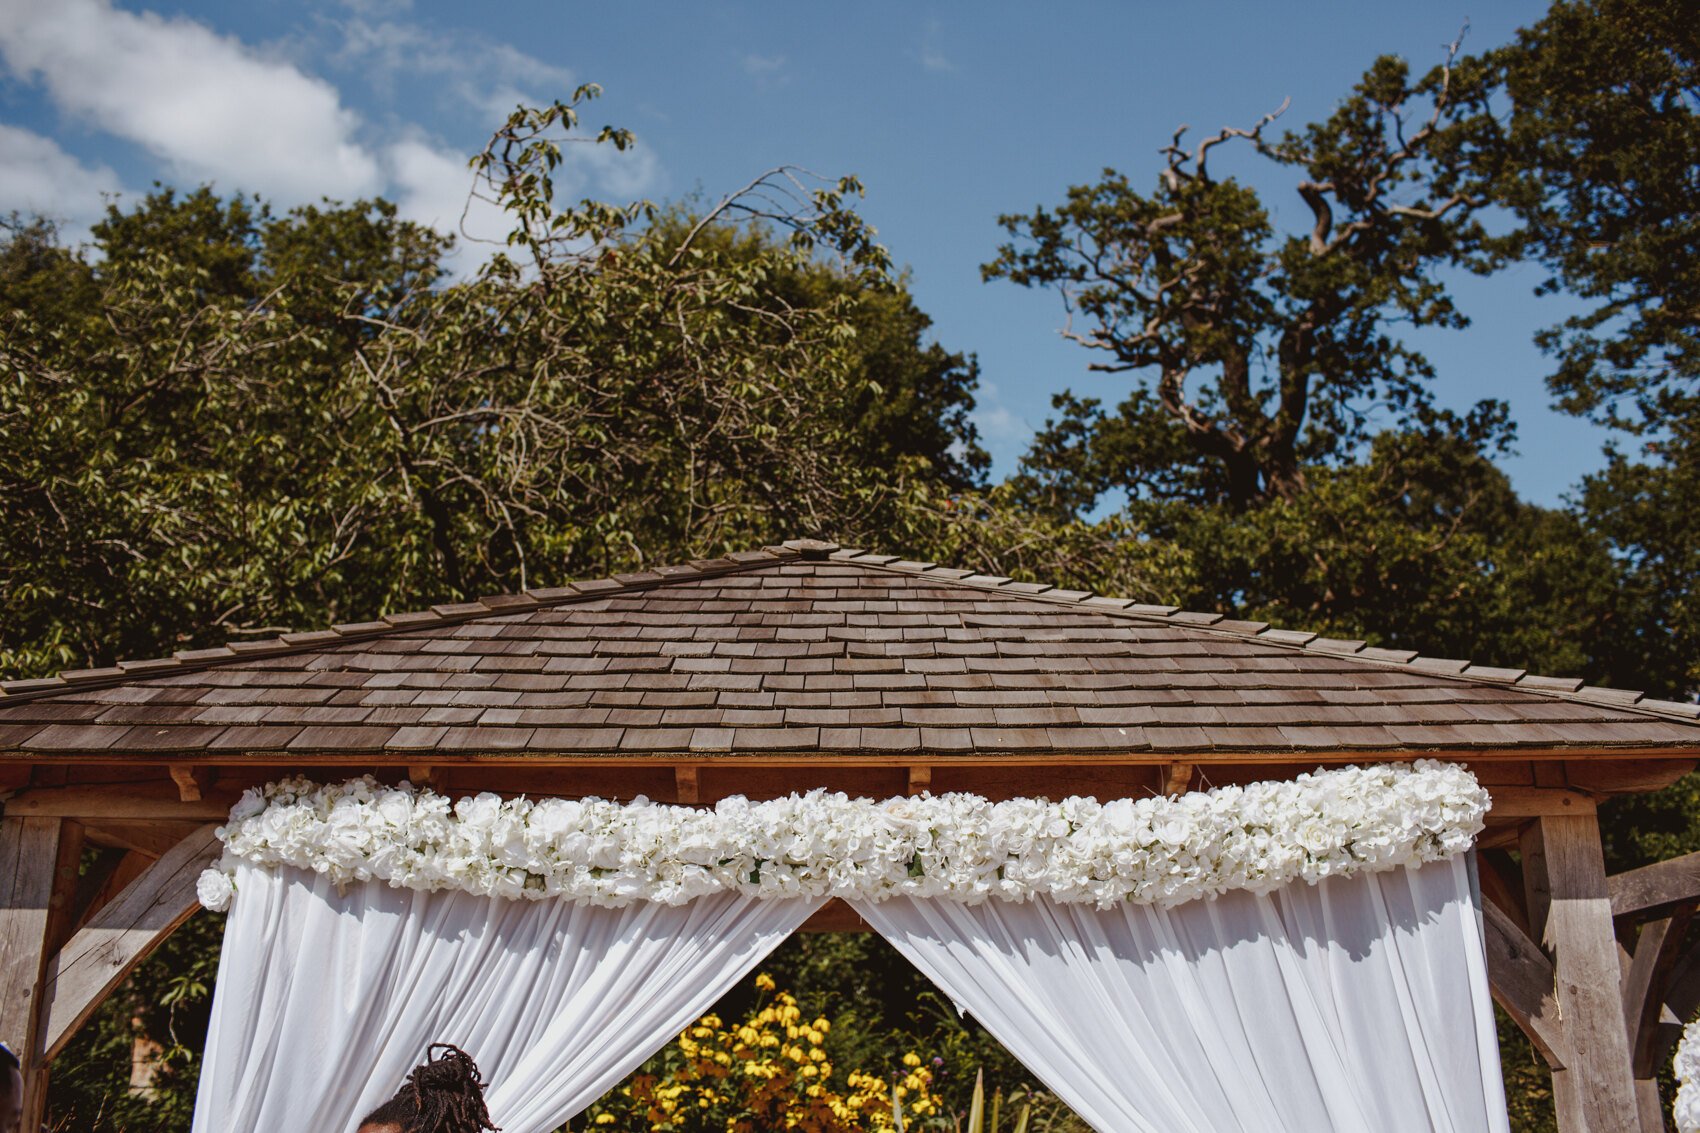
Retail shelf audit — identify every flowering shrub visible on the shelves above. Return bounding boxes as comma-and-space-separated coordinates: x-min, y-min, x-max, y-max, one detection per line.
577, 973, 944, 1132
197, 761, 1488, 912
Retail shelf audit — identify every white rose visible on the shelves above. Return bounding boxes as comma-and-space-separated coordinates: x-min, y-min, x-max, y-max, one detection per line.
196, 869, 235, 912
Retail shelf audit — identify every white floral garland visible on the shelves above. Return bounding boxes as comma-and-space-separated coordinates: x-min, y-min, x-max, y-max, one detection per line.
1677, 1020, 1700, 1132
195, 760, 1488, 913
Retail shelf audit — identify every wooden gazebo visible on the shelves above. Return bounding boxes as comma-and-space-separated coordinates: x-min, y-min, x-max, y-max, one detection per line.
3, 539, 1698, 1132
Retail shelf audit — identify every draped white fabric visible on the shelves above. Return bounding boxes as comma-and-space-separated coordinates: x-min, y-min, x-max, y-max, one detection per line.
853, 855, 1507, 1133
191, 863, 822, 1133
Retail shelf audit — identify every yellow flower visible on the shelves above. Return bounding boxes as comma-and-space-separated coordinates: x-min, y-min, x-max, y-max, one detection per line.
755, 972, 777, 992
901, 1052, 921, 1068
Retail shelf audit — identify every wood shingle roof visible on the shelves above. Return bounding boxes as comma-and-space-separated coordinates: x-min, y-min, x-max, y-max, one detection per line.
2, 541, 1697, 761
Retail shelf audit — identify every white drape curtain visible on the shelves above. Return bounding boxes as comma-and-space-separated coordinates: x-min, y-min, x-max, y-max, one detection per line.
191, 863, 823, 1133
853, 854, 1507, 1133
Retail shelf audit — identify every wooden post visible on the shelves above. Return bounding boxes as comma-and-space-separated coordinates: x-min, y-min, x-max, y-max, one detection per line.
1528, 814, 1640, 1133
0, 815, 80, 1130
1620, 913, 1690, 1132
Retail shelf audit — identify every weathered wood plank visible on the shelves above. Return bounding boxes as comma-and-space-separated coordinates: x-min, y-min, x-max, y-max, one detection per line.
1564, 758, 1697, 796
41, 824, 220, 1060
1537, 813, 1640, 1132
83, 820, 205, 860
3, 786, 235, 821
797, 898, 869, 934
1482, 894, 1569, 1069
0, 817, 60, 1054
1487, 787, 1596, 818
1609, 851, 1700, 921
0, 815, 76, 1131
1621, 913, 1690, 1132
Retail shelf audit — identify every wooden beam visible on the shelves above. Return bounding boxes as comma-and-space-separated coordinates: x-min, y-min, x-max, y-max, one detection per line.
40, 824, 220, 1060
797, 899, 869, 933
1620, 912, 1692, 1132
0, 815, 77, 1129
1564, 758, 1697, 796
1479, 849, 1532, 942
1610, 851, 1700, 922
1482, 894, 1569, 1069
3, 785, 235, 821
1487, 787, 1596, 818
906, 765, 932, 795
1163, 763, 1194, 796
1533, 813, 1641, 1132
83, 820, 204, 860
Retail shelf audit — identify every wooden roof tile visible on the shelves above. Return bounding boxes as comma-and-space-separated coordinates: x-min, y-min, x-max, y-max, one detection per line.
1, 545, 1696, 760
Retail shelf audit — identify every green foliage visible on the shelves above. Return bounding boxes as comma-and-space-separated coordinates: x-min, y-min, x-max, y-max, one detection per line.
983, 40, 1505, 507
47, 911, 223, 1132
0, 95, 981, 681
1485, 0, 1700, 431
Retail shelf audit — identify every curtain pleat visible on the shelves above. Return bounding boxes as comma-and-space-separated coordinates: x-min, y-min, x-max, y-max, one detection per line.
191, 863, 823, 1133
853, 855, 1508, 1133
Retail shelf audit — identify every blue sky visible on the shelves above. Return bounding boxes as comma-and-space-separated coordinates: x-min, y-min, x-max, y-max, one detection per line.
0, 0, 1614, 504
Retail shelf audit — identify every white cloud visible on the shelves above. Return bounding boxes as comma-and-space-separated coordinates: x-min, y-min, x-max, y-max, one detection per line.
330, 15, 576, 125
0, 123, 126, 238
741, 53, 785, 75
0, 0, 661, 274
918, 19, 956, 74
0, 0, 381, 202
740, 53, 787, 84
383, 135, 511, 266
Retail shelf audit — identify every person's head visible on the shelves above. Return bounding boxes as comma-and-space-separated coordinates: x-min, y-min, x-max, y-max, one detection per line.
355, 1044, 498, 1133
0, 1044, 23, 1133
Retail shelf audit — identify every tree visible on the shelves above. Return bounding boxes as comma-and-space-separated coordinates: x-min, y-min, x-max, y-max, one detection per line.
0, 86, 984, 681
983, 40, 1506, 509
1479, 0, 1700, 705
1487, 0, 1699, 432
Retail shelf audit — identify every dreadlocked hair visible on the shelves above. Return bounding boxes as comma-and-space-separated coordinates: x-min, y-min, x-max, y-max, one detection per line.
358, 1044, 499, 1133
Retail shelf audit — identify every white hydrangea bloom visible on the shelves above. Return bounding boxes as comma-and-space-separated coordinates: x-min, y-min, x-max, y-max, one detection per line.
1676, 1020, 1700, 1132
199, 760, 1489, 911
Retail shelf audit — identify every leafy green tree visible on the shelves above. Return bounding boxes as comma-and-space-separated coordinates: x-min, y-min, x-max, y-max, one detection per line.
0, 87, 982, 682
1487, 0, 1699, 433
1478, 0, 1700, 704
983, 40, 1504, 508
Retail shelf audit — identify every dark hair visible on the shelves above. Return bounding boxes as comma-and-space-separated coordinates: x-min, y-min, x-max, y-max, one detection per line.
0, 1044, 18, 1072
358, 1044, 498, 1133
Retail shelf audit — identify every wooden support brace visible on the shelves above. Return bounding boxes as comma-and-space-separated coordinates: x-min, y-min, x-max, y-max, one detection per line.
1482, 894, 1570, 1070
167, 765, 208, 803
1609, 850, 1700, 922
907, 765, 931, 795
1533, 814, 1641, 1132
1163, 763, 1194, 796
41, 824, 220, 1060
1620, 911, 1693, 1132
674, 766, 699, 805
407, 764, 435, 787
